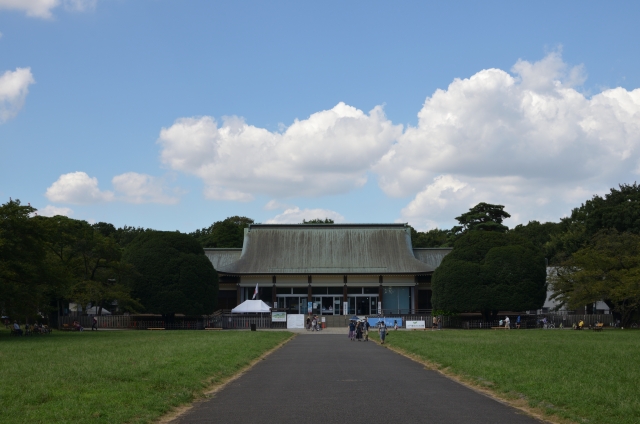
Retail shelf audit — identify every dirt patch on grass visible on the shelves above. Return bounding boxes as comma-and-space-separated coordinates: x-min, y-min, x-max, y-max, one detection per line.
373, 340, 577, 424
157, 333, 295, 423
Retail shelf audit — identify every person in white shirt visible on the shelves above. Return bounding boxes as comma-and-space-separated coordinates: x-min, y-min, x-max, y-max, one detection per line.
504, 316, 510, 329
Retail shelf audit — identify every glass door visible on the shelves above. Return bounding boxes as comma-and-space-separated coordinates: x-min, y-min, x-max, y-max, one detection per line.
348, 296, 378, 315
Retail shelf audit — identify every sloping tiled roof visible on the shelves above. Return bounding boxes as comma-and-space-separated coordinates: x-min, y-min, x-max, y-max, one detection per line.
412, 248, 453, 269
204, 248, 242, 271
215, 224, 434, 275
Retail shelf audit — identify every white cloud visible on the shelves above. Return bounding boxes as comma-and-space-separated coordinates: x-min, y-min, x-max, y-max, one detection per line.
264, 199, 293, 210
158, 102, 402, 200
38, 205, 73, 217
45, 172, 114, 204
266, 207, 346, 224
154, 51, 640, 229
0, 67, 35, 123
0, 0, 95, 18
46, 171, 181, 205
63, 0, 95, 12
111, 172, 179, 204
0, 0, 59, 19
375, 52, 640, 228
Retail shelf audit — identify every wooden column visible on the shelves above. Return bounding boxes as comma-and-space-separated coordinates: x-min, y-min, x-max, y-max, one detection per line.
272, 275, 277, 306
236, 282, 242, 306
343, 275, 348, 302
378, 275, 383, 313
343, 275, 348, 315
307, 275, 312, 303
412, 276, 419, 313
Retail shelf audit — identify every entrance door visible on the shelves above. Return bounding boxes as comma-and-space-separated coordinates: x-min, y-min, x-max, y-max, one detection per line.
315, 296, 342, 315
348, 296, 378, 315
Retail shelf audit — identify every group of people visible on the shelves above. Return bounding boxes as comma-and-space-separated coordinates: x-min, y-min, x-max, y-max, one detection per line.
11, 321, 50, 335
306, 315, 322, 331
348, 318, 371, 341
74, 317, 99, 331
348, 318, 391, 344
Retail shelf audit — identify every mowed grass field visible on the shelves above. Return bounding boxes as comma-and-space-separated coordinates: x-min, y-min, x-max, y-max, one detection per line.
0, 329, 292, 424
383, 329, 639, 424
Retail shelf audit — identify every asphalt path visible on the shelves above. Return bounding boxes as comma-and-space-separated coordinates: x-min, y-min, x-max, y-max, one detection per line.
174, 333, 540, 424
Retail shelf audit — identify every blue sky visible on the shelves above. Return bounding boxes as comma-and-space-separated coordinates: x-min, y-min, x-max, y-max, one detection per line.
1, 1, 639, 232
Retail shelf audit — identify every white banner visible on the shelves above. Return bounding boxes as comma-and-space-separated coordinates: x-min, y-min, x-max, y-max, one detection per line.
406, 320, 426, 329
286, 314, 305, 329
271, 312, 286, 322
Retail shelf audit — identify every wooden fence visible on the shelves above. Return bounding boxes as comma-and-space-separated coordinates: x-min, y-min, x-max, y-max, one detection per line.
60, 315, 132, 328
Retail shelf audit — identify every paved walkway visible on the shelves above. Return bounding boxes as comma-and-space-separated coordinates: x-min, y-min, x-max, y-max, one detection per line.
173, 334, 540, 424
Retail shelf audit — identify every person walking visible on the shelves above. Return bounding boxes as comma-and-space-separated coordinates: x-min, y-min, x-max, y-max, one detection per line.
516, 315, 521, 329
355, 321, 363, 341
364, 318, 370, 341
437, 316, 442, 330
92, 316, 98, 331
311, 316, 318, 331
378, 321, 387, 344
432, 315, 437, 330
504, 316, 510, 329
348, 320, 356, 340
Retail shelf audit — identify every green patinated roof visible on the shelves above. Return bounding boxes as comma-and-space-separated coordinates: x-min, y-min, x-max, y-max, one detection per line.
209, 224, 435, 275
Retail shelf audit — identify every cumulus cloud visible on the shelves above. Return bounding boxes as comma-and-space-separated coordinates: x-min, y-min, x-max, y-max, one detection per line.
265, 207, 346, 224
46, 172, 114, 204
264, 199, 294, 210
111, 172, 179, 204
0, 0, 59, 19
38, 205, 73, 217
0, 67, 35, 123
0, 0, 95, 18
158, 102, 402, 200
46, 171, 181, 205
154, 51, 640, 229
376, 52, 640, 228
63, 0, 96, 12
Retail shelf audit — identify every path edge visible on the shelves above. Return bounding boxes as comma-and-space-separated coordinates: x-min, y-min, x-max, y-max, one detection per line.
371, 338, 576, 424
157, 332, 296, 424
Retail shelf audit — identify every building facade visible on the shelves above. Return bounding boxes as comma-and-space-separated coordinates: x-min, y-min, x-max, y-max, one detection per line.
205, 223, 451, 315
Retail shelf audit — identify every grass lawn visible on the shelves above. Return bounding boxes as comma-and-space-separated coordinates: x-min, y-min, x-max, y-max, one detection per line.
0, 329, 292, 424
383, 329, 640, 424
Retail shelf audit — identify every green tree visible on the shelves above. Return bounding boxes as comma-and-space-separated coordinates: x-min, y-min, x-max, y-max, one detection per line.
0, 199, 48, 319
452, 202, 511, 235
302, 218, 335, 224
546, 183, 640, 264
410, 227, 452, 248
123, 231, 218, 316
190, 216, 254, 248
510, 220, 562, 251
550, 230, 640, 325
38, 215, 140, 316
432, 231, 547, 319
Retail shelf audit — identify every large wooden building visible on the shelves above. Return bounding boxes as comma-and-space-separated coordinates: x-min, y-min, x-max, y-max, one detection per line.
205, 223, 451, 315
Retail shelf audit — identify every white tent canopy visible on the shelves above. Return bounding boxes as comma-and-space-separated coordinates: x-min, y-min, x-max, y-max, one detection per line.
231, 300, 272, 313
85, 307, 111, 315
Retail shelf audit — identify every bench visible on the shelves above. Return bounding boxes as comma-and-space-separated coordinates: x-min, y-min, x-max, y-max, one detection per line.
491, 326, 509, 330
147, 328, 165, 330
592, 323, 604, 332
